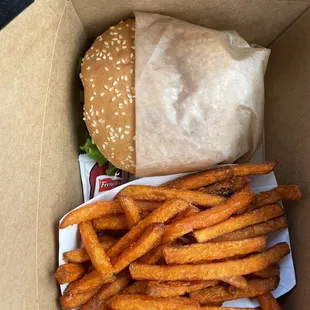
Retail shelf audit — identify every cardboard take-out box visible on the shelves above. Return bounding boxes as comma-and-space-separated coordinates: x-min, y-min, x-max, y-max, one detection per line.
0, 0, 309, 309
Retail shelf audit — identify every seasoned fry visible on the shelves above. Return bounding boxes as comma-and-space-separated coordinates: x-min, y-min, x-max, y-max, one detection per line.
63, 235, 118, 263
194, 204, 284, 242
81, 270, 131, 310
170, 205, 200, 223
107, 294, 200, 310
255, 185, 302, 207
190, 277, 279, 304
93, 215, 128, 231
60, 201, 121, 228
107, 199, 189, 260
232, 161, 278, 177
138, 246, 164, 265
162, 166, 234, 190
213, 216, 287, 242
79, 221, 114, 280
122, 280, 149, 294
252, 265, 280, 278
55, 263, 86, 284
117, 196, 141, 228
163, 237, 266, 264
162, 187, 254, 244
221, 276, 249, 290
135, 200, 162, 213
198, 177, 250, 196
64, 269, 113, 295
129, 243, 290, 281
112, 223, 165, 274
257, 292, 282, 310
118, 185, 226, 207
146, 280, 219, 297
60, 288, 100, 309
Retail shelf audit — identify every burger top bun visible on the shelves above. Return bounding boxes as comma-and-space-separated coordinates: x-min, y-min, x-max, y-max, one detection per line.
81, 19, 136, 173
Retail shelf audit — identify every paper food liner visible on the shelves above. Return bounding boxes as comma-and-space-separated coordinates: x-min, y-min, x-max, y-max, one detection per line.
59, 171, 295, 308
134, 12, 270, 176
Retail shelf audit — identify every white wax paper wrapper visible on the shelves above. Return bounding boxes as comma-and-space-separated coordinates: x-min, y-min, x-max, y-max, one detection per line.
134, 12, 270, 176
59, 171, 295, 307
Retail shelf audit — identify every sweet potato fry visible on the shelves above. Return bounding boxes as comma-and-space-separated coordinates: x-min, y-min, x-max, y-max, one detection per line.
112, 223, 165, 274
118, 185, 226, 207
146, 280, 219, 297
129, 243, 290, 281
194, 204, 284, 242
117, 196, 141, 228
252, 265, 280, 278
163, 237, 266, 264
190, 277, 279, 304
93, 215, 128, 231
213, 216, 287, 242
64, 269, 114, 295
79, 221, 114, 280
255, 185, 302, 207
63, 235, 118, 263
222, 276, 249, 290
122, 281, 149, 294
107, 199, 189, 260
60, 201, 121, 228
60, 288, 100, 309
232, 161, 278, 177
138, 245, 164, 265
162, 166, 234, 190
162, 187, 254, 244
170, 205, 200, 223
81, 270, 131, 310
257, 292, 282, 310
107, 294, 200, 310
55, 263, 86, 284
135, 200, 162, 213
198, 177, 250, 196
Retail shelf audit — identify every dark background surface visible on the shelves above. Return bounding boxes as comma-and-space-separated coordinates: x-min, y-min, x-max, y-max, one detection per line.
0, 0, 34, 30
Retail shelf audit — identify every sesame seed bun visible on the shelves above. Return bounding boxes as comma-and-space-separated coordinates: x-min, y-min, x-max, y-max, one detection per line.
80, 19, 136, 173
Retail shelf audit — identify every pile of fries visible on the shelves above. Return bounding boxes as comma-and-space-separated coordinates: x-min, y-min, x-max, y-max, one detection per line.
56, 161, 301, 310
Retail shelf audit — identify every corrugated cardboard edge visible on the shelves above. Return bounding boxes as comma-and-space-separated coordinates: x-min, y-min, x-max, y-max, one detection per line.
265, 8, 310, 310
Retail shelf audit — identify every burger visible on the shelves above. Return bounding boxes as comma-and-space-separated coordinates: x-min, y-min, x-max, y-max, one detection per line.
80, 19, 136, 174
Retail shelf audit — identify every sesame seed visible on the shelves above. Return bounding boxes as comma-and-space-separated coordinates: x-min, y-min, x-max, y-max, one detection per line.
112, 37, 118, 41
116, 67, 121, 70
112, 97, 116, 101
130, 69, 133, 74
127, 94, 132, 98
109, 56, 113, 60
113, 81, 118, 86
118, 103, 123, 108
104, 41, 109, 45
121, 112, 126, 116
131, 35, 134, 39
110, 26, 115, 29
124, 130, 129, 134
116, 60, 121, 65
107, 137, 110, 141
125, 125, 130, 129
96, 111, 99, 116
110, 128, 114, 132
130, 53, 134, 59
101, 109, 104, 113
100, 92, 105, 96
93, 92, 97, 95
90, 78, 94, 82
86, 66, 91, 70
91, 84, 95, 88
122, 40, 127, 45
116, 47, 120, 52
121, 59, 126, 64
120, 135, 125, 139
79, 73, 83, 79
114, 112, 119, 115
111, 41, 114, 46
109, 87, 114, 92
126, 88, 130, 93
115, 133, 119, 138
106, 125, 110, 128
126, 24, 129, 27
104, 85, 109, 89
129, 99, 133, 104
117, 40, 121, 44
121, 161, 125, 165
95, 49, 99, 52
122, 46, 127, 49
104, 142, 108, 145
108, 77, 113, 81
131, 46, 135, 49
124, 99, 128, 105
115, 89, 119, 93
103, 55, 106, 59
102, 144, 106, 149
102, 49, 107, 53
118, 27, 122, 30
124, 76, 128, 81
90, 96, 94, 101
95, 129, 99, 134
118, 34, 123, 39
83, 117, 86, 121
111, 147, 115, 150
117, 93, 121, 98
104, 67, 109, 71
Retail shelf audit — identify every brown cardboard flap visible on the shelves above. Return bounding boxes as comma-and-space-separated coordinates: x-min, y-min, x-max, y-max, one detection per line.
72, 0, 310, 46
0, 1, 87, 309
265, 8, 310, 310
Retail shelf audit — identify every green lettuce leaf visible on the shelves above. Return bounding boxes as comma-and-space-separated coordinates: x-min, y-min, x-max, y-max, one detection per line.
106, 162, 117, 176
